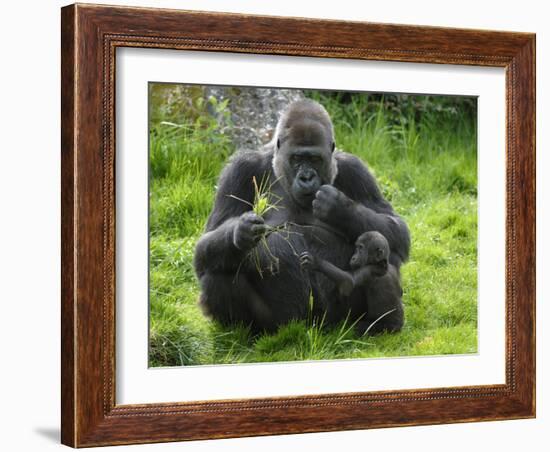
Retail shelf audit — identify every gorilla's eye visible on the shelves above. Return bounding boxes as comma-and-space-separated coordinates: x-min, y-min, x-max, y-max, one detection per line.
311, 156, 322, 164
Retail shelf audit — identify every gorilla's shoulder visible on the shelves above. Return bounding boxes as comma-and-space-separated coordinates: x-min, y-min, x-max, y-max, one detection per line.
333, 150, 383, 200
333, 150, 371, 172
216, 147, 274, 195
223, 147, 274, 176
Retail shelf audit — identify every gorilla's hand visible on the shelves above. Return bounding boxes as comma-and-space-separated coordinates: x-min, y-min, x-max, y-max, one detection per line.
299, 251, 318, 270
233, 212, 267, 251
312, 185, 354, 224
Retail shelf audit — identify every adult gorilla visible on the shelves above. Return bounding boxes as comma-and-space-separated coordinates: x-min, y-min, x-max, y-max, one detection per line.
194, 99, 410, 333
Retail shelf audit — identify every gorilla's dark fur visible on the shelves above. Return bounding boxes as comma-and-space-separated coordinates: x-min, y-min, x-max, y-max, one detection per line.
300, 231, 404, 335
194, 99, 410, 333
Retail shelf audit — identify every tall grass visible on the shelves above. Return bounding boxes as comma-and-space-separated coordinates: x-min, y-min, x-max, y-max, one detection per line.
148, 87, 478, 367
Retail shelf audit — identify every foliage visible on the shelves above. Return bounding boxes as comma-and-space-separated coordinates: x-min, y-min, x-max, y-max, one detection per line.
148, 86, 477, 367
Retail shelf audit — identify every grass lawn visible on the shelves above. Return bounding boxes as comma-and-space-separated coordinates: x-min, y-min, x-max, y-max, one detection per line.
148, 88, 478, 367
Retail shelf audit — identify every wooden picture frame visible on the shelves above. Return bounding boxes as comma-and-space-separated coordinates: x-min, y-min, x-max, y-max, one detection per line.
61, 3, 536, 447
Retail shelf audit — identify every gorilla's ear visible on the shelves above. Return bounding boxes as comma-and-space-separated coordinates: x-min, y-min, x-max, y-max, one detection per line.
331, 141, 335, 152
376, 247, 385, 260
277, 138, 281, 149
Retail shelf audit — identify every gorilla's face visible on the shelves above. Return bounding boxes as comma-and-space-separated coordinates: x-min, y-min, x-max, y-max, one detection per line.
276, 120, 335, 209
350, 238, 369, 270
350, 231, 390, 269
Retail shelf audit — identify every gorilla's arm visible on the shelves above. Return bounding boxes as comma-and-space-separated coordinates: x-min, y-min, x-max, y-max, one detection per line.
301, 252, 386, 297
316, 260, 355, 297
300, 252, 354, 296
194, 151, 271, 275
320, 263, 389, 296
351, 261, 388, 285
314, 152, 410, 267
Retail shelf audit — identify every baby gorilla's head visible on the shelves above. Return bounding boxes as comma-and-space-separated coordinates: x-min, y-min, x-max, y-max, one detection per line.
349, 231, 390, 270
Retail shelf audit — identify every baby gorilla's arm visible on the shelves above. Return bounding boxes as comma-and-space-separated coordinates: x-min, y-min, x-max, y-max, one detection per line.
300, 252, 354, 296
317, 260, 355, 297
351, 261, 388, 287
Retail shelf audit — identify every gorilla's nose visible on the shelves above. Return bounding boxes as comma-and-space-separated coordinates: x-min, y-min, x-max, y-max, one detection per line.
298, 171, 316, 188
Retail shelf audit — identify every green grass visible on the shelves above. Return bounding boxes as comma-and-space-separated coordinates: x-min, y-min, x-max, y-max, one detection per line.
148, 88, 478, 367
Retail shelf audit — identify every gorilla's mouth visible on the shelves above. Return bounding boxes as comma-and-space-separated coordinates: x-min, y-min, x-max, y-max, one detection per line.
293, 180, 321, 201
294, 189, 317, 208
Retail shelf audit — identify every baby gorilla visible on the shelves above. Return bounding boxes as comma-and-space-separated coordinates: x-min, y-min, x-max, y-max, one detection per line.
300, 231, 404, 335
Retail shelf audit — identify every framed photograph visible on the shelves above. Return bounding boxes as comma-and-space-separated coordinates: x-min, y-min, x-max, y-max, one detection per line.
61, 3, 535, 447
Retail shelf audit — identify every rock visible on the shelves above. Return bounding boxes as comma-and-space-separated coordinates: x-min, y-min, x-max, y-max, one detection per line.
204, 86, 305, 151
